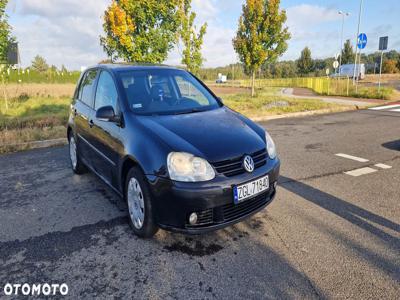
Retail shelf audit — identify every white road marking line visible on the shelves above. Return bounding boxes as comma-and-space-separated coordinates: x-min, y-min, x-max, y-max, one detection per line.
369, 104, 400, 110
374, 163, 392, 169
344, 167, 378, 177
335, 153, 369, 162
389, 109, 400, 112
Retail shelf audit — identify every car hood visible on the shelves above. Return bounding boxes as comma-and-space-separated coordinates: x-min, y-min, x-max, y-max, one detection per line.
135, 107, 266, 162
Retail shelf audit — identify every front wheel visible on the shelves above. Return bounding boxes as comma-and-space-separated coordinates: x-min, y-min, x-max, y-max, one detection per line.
125, 167, 159, 238
68, 134, 86, 174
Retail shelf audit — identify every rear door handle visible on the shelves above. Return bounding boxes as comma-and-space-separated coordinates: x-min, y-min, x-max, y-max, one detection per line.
88, 119, 94, 128
74, 109, 78, 117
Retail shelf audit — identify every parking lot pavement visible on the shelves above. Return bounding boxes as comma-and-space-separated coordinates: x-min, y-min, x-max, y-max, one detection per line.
1, 109, 399, 299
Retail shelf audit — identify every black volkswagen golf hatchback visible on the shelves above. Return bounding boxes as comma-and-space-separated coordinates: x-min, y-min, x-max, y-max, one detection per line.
68, 64, 280, 238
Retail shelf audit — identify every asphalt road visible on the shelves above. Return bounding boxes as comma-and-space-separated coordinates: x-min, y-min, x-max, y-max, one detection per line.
0, 108, 399, 299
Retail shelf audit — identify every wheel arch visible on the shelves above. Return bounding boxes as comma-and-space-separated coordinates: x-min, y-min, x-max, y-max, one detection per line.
120, 156, 144, 196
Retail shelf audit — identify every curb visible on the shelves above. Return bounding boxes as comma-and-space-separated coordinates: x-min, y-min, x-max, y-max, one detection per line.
0, 138, 68, 152
251, 106, 357, 122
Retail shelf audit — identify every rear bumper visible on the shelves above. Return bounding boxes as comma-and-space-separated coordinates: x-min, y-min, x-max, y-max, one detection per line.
146, 158, 280, 234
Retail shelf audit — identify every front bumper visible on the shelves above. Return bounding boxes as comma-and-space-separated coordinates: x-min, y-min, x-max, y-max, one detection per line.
146, 158, 280, 234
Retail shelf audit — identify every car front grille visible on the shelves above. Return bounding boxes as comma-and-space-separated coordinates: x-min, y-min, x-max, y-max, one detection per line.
195, 209, 213, 225
221, 193, 269, 222
186, 189, 275, 228
211, 149, 268, 177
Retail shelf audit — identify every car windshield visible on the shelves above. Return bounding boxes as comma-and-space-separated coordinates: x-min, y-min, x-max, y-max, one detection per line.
118, 69, 221, 115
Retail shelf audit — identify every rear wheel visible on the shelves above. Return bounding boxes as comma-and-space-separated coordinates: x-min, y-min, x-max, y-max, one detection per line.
125, 167, 158, 238
68, 133, 86, 174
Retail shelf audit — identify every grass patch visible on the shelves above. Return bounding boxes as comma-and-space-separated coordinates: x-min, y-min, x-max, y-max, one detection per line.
0, 96, 70, 131
348, 87, 393, 100
223, 88, 344, 118
0, 96, 70, 153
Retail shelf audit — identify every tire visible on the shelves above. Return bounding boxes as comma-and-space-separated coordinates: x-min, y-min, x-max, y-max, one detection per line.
125, 167, 159, 238
68, 133, 86, 175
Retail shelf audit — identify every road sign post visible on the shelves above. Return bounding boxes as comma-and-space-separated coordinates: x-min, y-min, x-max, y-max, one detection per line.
355, 33, 367, 92
338, 11, 350, 76
333, 60, 339, 77
378, 36, 388, 92
353, 0, 364, 85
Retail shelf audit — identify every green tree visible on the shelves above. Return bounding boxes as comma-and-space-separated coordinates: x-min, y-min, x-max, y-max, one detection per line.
61, 64, 68, 74
0, 0, 14, 64
100, 0, 180, 63
382, 59, 399, 74
233, 0, 290, 96
31, 55, 49, 73
179, 0, 207, 75
297, 47, 313, 75
341, 39, 354, 65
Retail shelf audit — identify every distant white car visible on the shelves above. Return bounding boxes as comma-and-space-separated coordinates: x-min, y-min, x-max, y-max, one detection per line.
216, 74, 227, 84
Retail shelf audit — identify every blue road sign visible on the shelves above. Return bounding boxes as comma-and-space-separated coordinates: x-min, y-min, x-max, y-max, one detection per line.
357, 33, 367, 49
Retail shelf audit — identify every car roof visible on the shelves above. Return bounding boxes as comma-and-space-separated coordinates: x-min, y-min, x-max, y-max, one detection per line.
89, 63, 185, 73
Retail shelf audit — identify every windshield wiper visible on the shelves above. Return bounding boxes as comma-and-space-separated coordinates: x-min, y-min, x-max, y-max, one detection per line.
173, 108, 206, 115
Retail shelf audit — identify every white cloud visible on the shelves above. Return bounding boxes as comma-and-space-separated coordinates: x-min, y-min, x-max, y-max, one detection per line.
18, 0, 107, 18
286, 4, 341, 41
8, 0, 109, 69
192, 0, 218, 23
167, 0, 237, 68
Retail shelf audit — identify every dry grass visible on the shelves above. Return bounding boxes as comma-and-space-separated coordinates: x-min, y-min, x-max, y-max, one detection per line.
0, 96, 70, 153
222, 87, 345, 118
1, 83, 75, 100
364, 74, 400, 83
0, 126, 66, 154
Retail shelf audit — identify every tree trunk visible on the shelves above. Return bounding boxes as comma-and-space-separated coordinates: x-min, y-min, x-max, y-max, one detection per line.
251, 70, 256, 97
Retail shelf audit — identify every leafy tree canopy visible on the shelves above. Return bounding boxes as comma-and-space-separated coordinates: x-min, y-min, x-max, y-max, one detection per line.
233, 0, 290, 96
100, 0, 181, 64
31, 55, 49, 73
297, 47, 313, 75
0, 0, 15, 64
179, 0, 207, 75
341, 39, 354, 65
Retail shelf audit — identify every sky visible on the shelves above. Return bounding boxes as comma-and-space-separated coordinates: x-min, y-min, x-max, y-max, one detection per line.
5, 0, 400, 70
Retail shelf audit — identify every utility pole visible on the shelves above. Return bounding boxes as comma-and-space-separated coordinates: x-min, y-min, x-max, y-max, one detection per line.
338, 11, 350, 76
353, 0, 364, 85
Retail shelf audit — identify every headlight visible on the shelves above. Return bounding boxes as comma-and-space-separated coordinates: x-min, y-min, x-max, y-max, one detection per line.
167, 152, 215, 182
265, 131, 277, 159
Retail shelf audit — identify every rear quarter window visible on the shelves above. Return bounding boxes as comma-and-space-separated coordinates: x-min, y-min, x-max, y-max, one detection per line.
77, 70, 98, 107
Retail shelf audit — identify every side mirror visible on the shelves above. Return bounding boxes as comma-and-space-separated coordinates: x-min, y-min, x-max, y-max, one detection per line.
96, 106, 119, 123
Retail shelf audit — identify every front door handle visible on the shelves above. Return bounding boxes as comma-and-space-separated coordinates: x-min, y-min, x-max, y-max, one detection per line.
88, 119, 94, 128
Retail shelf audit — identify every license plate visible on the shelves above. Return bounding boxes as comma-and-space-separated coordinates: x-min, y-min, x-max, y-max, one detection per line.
233, 175, 269, 204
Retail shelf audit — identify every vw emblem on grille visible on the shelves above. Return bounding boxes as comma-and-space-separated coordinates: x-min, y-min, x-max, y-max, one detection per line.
243, 155, 254, 173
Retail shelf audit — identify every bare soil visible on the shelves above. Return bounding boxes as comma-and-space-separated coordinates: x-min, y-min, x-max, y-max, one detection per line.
209, 85, 251, 95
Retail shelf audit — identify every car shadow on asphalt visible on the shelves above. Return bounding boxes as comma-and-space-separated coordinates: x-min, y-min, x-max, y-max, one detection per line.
279, 176, 400, 281
382, 140, 400, 151
279, 176, 400, 238
155, 220, 324, 299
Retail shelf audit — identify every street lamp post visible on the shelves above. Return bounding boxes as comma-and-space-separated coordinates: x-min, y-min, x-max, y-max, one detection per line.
338, 11, 350, 76
353, 0, 364, 85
